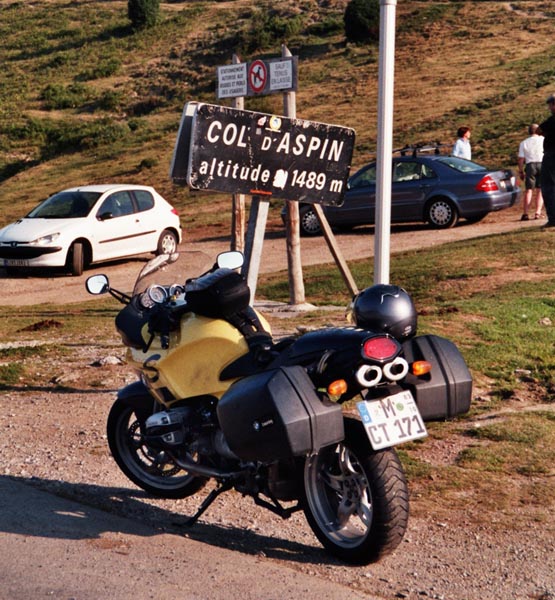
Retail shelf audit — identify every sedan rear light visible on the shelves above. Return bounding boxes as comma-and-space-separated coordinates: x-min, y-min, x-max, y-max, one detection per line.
476, 175, 499, 192
171, 207, 179, 216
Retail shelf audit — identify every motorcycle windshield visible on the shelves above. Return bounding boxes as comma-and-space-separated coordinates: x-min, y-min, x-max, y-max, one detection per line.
132, 251, 213, 296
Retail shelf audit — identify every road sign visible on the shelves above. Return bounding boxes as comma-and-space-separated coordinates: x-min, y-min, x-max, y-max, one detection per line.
171, 102, 355, 205
248, 60, 267, 94
217, 63, 247, 99
216, 57, 298, 99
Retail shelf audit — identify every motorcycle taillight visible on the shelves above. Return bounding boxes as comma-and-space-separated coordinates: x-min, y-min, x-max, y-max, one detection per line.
361, 335, 400, 362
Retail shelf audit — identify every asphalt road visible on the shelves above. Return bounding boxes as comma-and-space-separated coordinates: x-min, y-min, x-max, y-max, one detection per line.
0, 477, 377, 600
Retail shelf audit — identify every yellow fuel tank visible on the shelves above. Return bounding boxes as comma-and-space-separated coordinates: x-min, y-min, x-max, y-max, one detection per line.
127, 311, 271, 405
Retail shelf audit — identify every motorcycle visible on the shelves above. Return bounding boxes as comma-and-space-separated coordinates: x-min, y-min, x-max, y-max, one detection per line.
86, 250, 472, 565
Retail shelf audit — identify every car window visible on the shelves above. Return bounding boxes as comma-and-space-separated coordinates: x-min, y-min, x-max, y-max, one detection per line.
349, 165, 376, 188
421, 163, 437, 179
133, 190, 155, 212
27, 191, 100, 218
435, 156, 486, 173
393, 161, 423, 182
98, 191, 135, 218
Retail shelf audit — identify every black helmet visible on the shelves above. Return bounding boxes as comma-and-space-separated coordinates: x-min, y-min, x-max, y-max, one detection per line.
351, 284, 417, 341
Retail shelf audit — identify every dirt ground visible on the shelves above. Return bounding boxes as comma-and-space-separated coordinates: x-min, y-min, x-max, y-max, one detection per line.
1, 205, 555, 599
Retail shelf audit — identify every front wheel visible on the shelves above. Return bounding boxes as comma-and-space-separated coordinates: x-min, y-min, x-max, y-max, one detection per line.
68, 241, 84, 276
299, 205, 322, 236
107, 400, 207, 499
302, 416, 409, 565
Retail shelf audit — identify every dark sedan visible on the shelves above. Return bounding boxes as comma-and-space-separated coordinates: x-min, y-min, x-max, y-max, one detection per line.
292, 153, 520, 235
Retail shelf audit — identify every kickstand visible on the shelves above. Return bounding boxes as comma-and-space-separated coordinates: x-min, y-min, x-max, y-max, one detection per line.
182, 480, 232, 527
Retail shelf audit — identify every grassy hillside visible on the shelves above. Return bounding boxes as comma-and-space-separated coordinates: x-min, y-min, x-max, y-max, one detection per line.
0, 0, 554, 229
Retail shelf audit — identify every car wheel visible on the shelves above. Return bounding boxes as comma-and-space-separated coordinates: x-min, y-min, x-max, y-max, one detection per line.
69, 242, 84, 276
156, 230, 178, 255
300, 205, 321, 236
426, 198, 459, 229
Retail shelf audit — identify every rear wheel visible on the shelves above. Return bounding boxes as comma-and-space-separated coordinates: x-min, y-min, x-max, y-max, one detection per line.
107, 400, 207, 499
302, 416, 409, 565
156, 230, 178, 255
426, 198, 458, 228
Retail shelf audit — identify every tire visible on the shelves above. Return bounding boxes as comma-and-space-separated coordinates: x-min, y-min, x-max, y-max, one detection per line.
299, 205, 321, 236
107, 400, 207, 499
69, 242, 84, 276
302, 416, 409, 565
156, 230, 178, 255
426, 198, 459, 228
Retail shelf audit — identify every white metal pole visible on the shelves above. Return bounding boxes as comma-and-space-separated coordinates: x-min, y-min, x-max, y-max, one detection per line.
374, 0, 397, 285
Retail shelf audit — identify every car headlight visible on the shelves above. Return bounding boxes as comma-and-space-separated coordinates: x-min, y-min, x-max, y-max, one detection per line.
30, 233, 60, 246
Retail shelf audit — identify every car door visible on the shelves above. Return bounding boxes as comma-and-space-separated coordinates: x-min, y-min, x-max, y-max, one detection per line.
390, 160, 430, 222
329, 163, 377, 226
93, 191, 144, 260
130, 189, 161, 250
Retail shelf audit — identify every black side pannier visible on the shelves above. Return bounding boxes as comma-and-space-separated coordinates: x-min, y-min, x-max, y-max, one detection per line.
401, 334, 472, 421
185, 268, 250, 318
217, 366, 344, 463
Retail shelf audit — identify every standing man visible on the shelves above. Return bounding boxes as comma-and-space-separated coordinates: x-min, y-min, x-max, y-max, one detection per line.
539, 94, 555, 229
517, 123, 544, 221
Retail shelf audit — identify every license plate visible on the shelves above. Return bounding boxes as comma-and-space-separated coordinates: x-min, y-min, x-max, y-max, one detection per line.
4, 259, 29, 267
357, 390, 427, 450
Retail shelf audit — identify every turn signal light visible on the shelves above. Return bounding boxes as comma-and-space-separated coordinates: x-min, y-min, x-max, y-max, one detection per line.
327, 379, 348, 397
412, 360, 432, 376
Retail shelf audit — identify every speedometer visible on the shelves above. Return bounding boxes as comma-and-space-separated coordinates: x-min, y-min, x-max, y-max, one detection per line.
148, 285, 168, 304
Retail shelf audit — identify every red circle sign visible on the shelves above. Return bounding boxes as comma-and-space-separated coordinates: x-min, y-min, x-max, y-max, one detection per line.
249, 60, 267, 94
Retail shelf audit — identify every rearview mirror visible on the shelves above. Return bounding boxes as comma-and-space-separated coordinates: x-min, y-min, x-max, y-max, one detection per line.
217, 251, 244, 271
86, 274, 109, 295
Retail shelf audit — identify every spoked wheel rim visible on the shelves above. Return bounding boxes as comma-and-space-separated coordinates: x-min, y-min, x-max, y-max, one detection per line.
300, 208, 321, 235
428, 199, 457, 227
304, 443, 373, 548
158, 230, 178, 255
113, 406, 198, 492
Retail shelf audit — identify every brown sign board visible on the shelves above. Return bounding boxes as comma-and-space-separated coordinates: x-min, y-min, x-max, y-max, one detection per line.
170, 102, 355, 206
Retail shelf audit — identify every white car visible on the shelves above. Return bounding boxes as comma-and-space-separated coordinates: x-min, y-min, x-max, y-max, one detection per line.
0, 184, 182, 276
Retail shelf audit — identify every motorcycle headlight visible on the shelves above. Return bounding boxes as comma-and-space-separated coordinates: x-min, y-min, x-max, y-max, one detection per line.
30, 233, 60, 246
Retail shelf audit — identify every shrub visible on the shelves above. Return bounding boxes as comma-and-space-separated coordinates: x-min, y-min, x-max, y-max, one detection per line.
344, 0, 380, 44
239, 9, 304, 52
128, 0, 160, 30
40, 83, 92, 110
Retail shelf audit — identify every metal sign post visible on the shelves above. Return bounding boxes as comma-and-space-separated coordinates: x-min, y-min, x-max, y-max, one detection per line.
374, 0, 397, 285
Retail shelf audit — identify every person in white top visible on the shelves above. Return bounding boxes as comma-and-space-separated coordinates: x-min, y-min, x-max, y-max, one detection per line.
517, 123, 544, 220
452, 126, 471, 160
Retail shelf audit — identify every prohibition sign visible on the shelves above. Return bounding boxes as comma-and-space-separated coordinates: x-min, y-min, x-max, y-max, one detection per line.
249, 60, 267, 94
